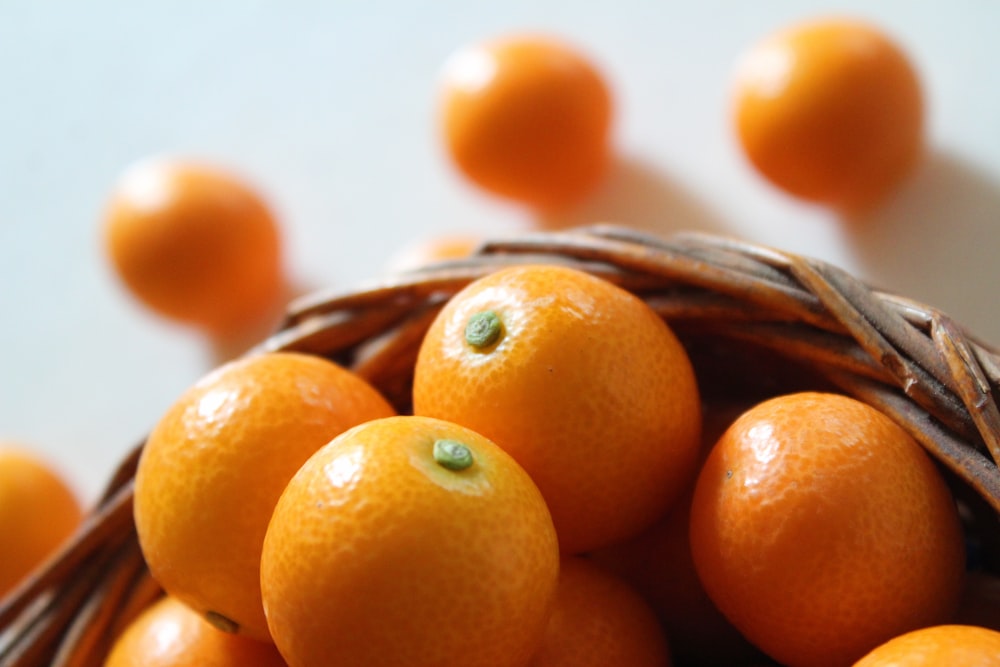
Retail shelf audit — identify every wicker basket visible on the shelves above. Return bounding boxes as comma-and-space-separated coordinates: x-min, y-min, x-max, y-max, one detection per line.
2, 224, 999, 666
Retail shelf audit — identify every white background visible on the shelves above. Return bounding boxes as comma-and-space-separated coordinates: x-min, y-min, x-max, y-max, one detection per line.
2, 0, 998, 504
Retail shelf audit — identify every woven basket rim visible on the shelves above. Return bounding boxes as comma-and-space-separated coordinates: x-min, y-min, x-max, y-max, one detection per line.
2, 223, 999, 666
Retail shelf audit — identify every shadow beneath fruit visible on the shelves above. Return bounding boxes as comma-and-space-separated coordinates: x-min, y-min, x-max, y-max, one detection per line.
842, 150, 1000, 344
536, 154, 733, 237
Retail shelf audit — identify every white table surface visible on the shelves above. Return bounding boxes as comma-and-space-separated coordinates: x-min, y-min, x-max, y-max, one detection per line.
2, 0, 999, 504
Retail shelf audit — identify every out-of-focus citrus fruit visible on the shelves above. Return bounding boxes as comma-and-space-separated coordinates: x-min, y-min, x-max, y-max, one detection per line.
733, 17, 923, 213
384, 233, 482, 273
440, 34, 613, 211
852, 624, 1000, 667
103, 157, 287, 337
105, 595, 287, 667
413, 264, 701, 554
0, 445, 82, 597
689, 392, 966, 667
529, 556, 672, 666
260, 415, 559, 667
133, 351, 395, 641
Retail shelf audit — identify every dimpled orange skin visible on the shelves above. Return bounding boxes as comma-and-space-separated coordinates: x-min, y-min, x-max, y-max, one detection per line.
105, 596, 288, 667
0, 446, 82, 598
103, 158, 286, 336
529, 556, 672, 667
260, 415, 560, 667
133, 352, 395, 641
852, 624, 1000, 667
440, 35, 613, 210
733, 18, 923, 213
689, 392, 966, 667
412, 264, 702, 554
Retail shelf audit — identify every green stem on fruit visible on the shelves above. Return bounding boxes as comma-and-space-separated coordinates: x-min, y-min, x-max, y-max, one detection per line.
465, 310, 503, 349
433, 439, 474, 471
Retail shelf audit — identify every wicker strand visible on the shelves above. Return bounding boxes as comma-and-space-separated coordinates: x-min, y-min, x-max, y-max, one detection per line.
932, 315, 1000, 465
49, 535, 146, 667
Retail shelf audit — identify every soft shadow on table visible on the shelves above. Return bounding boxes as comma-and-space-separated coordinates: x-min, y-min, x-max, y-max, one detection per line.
844, 150, 1000, 344
536, 154, 731, 237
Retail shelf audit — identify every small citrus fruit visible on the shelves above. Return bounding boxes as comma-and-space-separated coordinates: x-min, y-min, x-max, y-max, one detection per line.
853, 624, 1000, 667
413, 263, 702, 554
103, 157, 286, 336
0, 445, 82, 597
260, 415, 560, 667
733, 17, 923, 212
529, 556, 672, 667
133, 351, 395, 640
105, 595, 287, 667
689, 392, 966, 667
440, 34, 613, 210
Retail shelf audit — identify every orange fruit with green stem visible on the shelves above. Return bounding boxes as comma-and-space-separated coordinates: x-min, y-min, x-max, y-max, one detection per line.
413, 263, 702, 554
259, 415, 560, 667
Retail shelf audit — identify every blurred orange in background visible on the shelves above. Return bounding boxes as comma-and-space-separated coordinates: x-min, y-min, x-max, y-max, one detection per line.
439, 33, 614, 213
0, 444, 82, 598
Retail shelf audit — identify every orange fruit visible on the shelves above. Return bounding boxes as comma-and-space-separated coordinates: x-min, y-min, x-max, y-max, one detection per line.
105, 595, 287, 667
440, 34, 613, 210
103, 157, 287, 337
852, 624, 1000, 666
412, 264, 702, 554
260, 415, 559, 667
133, 351, 395, 641
529, 556, 672, 667
733, 17, 923, 213
689, 392, 966, 667
0, 445, 82, 597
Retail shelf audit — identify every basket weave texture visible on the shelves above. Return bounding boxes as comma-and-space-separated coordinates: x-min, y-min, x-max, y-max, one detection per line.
2, 224, 999, 666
